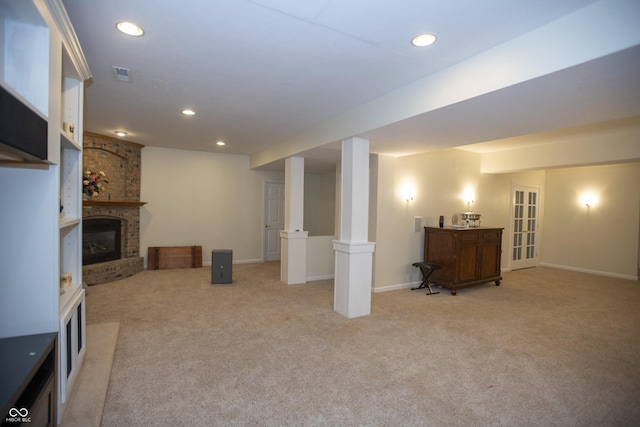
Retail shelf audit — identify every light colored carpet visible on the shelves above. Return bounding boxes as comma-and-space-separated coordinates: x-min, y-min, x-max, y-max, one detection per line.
61, 322, 119, 427
80, 263, 640, 426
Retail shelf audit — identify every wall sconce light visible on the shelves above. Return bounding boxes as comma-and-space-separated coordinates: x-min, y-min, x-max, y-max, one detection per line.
463, 188, 475, 210
402, 183, 415, 202
581, 192, 598, 208
404, 191, 414, 202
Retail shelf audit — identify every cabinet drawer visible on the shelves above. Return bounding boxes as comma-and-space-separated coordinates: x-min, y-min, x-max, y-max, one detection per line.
459, 231, 479, 241
481, 230, 501, 241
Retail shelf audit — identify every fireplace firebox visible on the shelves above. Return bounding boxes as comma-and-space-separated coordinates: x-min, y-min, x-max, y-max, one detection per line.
82, 218, 121, 265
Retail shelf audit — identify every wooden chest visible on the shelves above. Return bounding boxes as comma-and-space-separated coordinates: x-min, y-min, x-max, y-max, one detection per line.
424, 227, 503, 295
147, 246, 203, 270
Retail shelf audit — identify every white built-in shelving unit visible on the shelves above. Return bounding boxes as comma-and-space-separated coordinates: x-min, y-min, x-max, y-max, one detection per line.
0, 0, 90, 423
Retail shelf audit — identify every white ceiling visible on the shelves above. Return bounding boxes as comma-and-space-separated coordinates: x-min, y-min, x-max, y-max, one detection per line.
61, 0, 640, 171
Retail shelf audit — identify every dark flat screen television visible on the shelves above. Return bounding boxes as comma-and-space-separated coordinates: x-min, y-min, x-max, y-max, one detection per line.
0, 84, 48, 161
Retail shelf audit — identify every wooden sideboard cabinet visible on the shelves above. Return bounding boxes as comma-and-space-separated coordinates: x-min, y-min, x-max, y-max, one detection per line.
424, 226, 503, 295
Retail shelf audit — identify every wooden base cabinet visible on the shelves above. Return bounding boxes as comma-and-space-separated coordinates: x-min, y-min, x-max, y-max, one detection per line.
424, 226, 503, 295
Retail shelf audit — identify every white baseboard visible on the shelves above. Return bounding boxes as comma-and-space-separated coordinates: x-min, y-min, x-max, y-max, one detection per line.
539, 262, 639, 281
203, 258, 264, 267
372, 281, 421, 293
306, 274, 334, 282
233, 258, 264, 264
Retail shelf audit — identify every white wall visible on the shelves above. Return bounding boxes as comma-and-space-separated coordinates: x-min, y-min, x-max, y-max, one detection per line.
304, 171, 336, 236
140, 147, 283, 266
306, 235, 336, 281
541, 162, 640, 279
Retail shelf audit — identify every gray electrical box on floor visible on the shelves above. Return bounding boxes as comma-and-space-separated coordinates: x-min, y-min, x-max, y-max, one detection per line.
211, 250, 232, 284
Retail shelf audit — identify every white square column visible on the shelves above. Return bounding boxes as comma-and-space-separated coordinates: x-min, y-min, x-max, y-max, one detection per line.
333, 137, 375, 318
280, 156, 308, 284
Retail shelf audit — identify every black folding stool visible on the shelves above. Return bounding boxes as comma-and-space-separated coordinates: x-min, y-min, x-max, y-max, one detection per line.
411, 262, 441, 295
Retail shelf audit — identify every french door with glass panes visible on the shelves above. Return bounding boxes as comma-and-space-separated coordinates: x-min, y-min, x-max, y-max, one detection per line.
511, 185, 540, 270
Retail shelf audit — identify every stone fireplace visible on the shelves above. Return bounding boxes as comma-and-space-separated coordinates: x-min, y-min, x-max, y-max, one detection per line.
82, 132, 145, 285
83, 218, 121, 265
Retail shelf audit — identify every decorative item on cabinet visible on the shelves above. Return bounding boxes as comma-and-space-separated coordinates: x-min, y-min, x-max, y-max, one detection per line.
461, 212, 481, 227
60, 273, 72, 288
63, 122, 75, 140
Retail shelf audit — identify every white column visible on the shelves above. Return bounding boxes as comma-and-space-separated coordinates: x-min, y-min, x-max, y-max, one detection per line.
333, 137, 375, 318
280, 156, 308, 284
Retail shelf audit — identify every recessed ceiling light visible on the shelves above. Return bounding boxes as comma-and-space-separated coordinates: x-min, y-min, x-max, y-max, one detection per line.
116, 21, 144, 37
216, 141, 226, 146
115, 131, 127, 137
411, 33, 437, 47
182, 109, 196, 116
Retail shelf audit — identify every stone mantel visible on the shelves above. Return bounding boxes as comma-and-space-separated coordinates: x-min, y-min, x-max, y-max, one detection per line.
83, 200, 147, 207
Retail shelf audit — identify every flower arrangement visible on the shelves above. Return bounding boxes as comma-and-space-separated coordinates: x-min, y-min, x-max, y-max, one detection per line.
83, 169, 108, 198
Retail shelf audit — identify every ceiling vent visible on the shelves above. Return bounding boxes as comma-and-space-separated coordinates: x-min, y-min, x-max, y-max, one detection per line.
112, 66, 131, 82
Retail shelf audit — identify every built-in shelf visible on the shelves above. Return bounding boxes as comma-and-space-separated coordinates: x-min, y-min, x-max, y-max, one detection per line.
0, 0, 90, 423
83, 200, 147, 207
60, 131, 81, 151
59, 283, 82, 315
59, 217, 81, 229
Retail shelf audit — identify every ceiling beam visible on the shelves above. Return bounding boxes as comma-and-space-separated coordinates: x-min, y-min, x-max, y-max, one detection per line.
479, 117, 640, 173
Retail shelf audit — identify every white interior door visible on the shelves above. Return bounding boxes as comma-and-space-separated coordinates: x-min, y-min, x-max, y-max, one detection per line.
510, 185, 540, 270
264, 182, 284, 261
